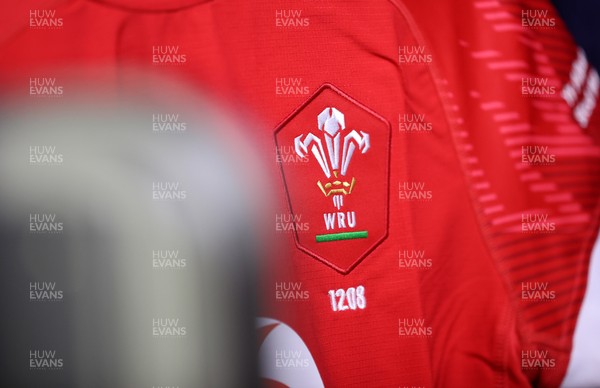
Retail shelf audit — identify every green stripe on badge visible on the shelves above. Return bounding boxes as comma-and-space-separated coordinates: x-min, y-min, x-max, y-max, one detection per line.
315, 231, 368, 242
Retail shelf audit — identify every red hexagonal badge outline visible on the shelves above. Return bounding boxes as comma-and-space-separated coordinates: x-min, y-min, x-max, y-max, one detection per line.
274, 83, 391, 274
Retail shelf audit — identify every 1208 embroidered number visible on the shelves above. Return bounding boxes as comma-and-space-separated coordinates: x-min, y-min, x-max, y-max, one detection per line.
328, 286, 366, 312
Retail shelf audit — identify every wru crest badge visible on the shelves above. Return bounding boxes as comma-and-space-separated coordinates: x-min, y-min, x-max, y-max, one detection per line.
275, 84, 390, 274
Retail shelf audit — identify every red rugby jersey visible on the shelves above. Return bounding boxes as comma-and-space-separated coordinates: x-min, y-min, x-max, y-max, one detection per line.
1, 1, 598, 387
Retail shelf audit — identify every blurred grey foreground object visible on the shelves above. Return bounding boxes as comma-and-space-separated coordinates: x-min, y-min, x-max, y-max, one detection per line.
0, 77, 266, 388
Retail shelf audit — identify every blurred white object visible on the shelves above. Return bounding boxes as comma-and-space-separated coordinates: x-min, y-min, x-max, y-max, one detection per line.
0, 73, 269, 388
